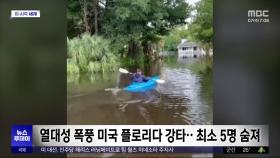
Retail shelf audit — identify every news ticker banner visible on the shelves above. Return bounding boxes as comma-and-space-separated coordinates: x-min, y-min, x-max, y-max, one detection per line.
11, 125, 269, 154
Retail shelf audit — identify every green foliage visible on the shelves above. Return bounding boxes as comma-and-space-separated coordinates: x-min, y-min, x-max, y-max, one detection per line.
67, 0, 192, 63
120, 52, 146, 70
162, 26, 190, 51
102, 0, 191, 57
162, 0, 213, 52
67, 0, 103, 37
67, 33, 118, 74
189, 0, 213, 49
67, 59, 80, 75
67, 0, 83, 38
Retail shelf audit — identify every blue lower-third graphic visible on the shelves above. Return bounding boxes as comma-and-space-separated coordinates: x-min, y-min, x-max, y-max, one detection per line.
11, 125, 33, 153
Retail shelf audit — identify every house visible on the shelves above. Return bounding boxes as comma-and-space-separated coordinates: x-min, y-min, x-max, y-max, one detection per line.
177, 39, 206, 58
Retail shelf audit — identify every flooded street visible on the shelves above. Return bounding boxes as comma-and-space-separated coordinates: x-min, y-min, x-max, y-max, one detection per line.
67, 57, 212, 157
67, 57, 212, 125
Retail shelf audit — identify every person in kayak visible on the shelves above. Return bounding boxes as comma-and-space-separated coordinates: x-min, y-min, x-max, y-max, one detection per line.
130, 68, 150, 82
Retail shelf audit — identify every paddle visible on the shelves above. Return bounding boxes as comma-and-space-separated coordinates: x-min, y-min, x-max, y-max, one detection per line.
118, 68, 131, 74
118, 68, 165, 84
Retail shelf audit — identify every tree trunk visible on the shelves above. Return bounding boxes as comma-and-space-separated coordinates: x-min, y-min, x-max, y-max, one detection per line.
205, 43, 212, 57
202, 43, 212, 58
94, 0, 98, 35
80, 0, 90, 33
127, 39, 141, 59
142, 40, 154, 60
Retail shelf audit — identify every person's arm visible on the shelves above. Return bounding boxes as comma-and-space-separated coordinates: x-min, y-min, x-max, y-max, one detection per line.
129, 73, 135, 80
142, 75, 150, 82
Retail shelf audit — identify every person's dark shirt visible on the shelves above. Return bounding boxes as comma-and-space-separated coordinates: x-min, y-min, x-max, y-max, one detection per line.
130, 73, 148, 82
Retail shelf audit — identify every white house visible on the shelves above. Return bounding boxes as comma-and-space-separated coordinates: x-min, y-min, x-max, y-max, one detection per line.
177, 39, 206, 58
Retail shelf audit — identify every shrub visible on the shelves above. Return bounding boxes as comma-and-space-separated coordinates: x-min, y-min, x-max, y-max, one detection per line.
67, 33, 118, 74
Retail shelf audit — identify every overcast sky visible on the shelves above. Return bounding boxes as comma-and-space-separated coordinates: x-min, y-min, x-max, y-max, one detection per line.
186, 0, 200, 6
186, 0, 201, 23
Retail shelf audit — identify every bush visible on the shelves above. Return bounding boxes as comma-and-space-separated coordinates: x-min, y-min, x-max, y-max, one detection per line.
67, 59, 80, 75
67, 33, 118, 74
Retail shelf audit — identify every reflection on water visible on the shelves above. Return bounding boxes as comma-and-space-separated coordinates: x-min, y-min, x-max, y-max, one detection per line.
158, 67, 212, 125
67, 58, 212, 157
67, 58, 212, 125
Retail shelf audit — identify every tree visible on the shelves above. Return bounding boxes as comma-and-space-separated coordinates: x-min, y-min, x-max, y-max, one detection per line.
102, 0, 191, 59
67, 0, 105, 37
162, 26, 190, 51
67, 0, 83, 38
189, 0, 213, 56
93, 0, 98, 34
80, 0, 91, 33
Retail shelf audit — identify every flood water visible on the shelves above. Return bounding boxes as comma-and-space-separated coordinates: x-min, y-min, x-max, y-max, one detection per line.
67, 57, 212, 157
67, 57, 212, 125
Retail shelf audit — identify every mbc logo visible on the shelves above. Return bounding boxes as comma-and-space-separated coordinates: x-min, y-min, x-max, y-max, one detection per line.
248, 10, 269, 17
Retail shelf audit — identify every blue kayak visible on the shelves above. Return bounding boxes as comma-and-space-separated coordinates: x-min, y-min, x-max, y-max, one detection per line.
124, 76, 159, 92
